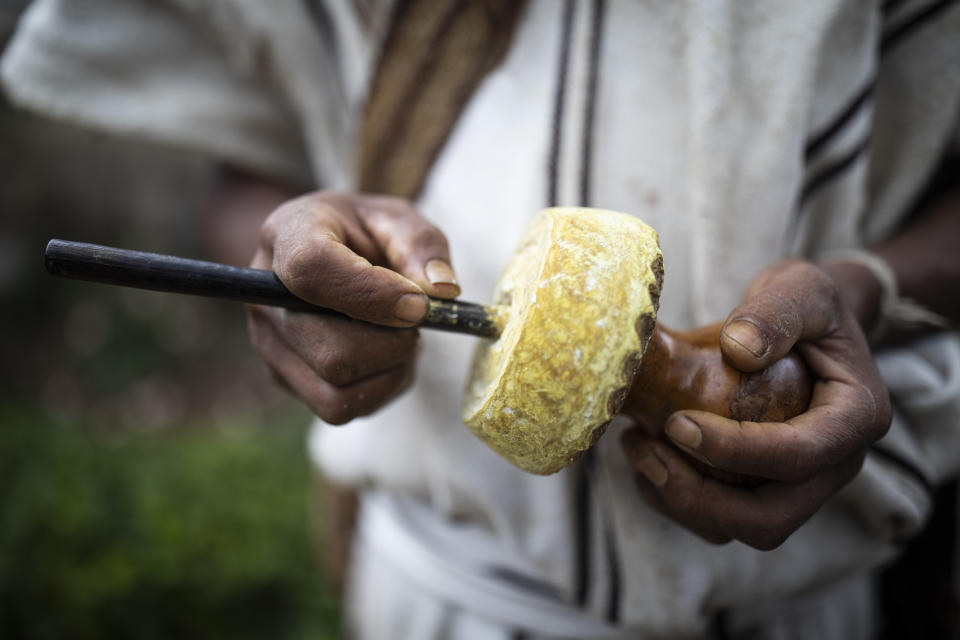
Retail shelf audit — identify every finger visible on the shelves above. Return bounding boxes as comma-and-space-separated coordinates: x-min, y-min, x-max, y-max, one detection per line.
720, 261, 840, 372
670, 317, 891, 483
665, 377, 882, 484
262, 195, 429, 327
277, 310, 419, 386
247, 305, 414, 423
627, 434, 865, 550
631, 470, 732, 544
354, 194, 461, 299
621, 429, 732, 544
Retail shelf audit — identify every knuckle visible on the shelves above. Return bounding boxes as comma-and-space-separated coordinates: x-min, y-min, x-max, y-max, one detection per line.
825, 384, 889, 451
259, 197, 311, 245
745, 527, 791, 551
293, 373, 357, 425
277, 243, 321, 290
311, 395, 355, 426
742, 499, 810, 550
743, 511, 798, 550
848, 386, 888, 442
321, 408, 354, 426
794, 259, 828, 282
286, 318, 370, 384
787, 260, 833, 292
410, 224, 449, 254
316, 349, 358, 386
750, 260, 841, 337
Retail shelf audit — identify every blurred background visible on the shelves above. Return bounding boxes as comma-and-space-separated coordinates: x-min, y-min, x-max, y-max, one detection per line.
0, 2, 340, 638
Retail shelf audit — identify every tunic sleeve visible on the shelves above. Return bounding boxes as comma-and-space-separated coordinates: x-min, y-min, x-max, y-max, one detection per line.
1, 0, 313, 187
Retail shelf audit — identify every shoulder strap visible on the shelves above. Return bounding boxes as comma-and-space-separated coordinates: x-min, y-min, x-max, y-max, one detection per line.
356, 0, 528, 198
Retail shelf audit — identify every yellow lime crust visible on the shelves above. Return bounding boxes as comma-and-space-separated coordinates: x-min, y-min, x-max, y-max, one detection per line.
462, 207, 663, 474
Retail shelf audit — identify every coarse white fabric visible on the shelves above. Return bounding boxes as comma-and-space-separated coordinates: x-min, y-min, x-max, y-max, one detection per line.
5, 0, 960, 637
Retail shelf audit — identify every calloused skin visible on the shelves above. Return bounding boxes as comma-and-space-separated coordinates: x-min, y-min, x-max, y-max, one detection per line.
623, 184, 959, 549
231, 180, 958, 551
245, 191, 461, 425
623, 260, 891, 549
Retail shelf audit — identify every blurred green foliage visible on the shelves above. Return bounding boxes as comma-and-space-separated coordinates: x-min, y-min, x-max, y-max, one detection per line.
0, 75, 342, 638
0, 407, 340, 639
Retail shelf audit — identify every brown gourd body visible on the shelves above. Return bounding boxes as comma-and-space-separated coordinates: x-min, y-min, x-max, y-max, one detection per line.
463, 206, 813, 480
623, 323, 813, 486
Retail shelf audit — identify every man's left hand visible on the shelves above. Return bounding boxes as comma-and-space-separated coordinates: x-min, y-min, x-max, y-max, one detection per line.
622, 260, 892, 550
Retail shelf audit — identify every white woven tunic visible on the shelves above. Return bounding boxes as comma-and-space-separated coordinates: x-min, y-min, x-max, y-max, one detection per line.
5, 1, 959, 637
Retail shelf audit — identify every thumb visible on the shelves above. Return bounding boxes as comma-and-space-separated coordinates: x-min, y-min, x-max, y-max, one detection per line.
263, 192, 430, 327
720, 261, 840, 372
355, 195, 461, 300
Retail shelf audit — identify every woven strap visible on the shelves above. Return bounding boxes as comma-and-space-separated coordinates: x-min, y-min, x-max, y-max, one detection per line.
825, 249, 950, 343
356, 0, 527, 199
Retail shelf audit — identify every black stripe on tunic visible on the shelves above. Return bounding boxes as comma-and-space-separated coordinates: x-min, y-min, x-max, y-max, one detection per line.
804, 82, 874, 162
795, 0, 957, 213
799, 134, 871, 206
547, 0, 576, 207
881, 0, 959, 53
871, 443, 935, 498
579, 0, 606, 207
802, 0, 957, 165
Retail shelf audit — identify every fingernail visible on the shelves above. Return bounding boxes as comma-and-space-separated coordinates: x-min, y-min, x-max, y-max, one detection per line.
425, 259, 460, 294
636, 453, 668, 487
724, 320, 767, 358
666, 415, 702, 450
395, 293, 427, 323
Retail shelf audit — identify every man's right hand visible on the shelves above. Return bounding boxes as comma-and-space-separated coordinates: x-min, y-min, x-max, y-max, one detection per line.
247, 191, 460, 424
